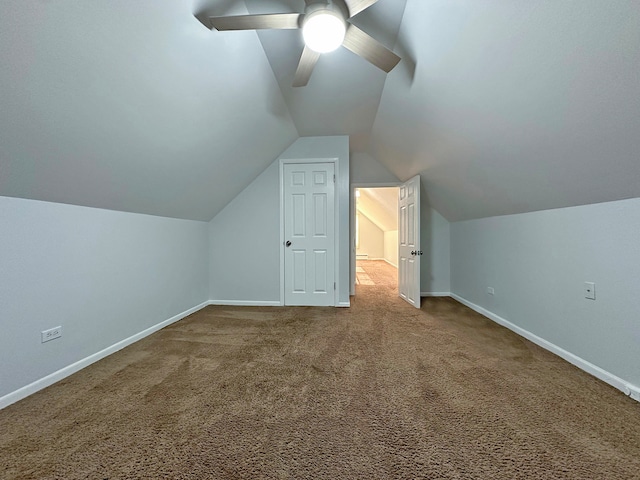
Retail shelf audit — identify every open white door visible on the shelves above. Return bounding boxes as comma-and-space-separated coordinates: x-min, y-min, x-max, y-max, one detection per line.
398, 175, 421, 308
283, 162, 336, 306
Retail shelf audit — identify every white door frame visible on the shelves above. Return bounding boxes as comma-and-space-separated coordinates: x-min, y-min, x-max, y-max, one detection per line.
280, 158, 340, 306
350, 182, 401, 296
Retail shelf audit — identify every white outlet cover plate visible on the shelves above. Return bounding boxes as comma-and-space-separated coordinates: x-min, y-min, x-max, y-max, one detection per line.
41, 326, 62, 343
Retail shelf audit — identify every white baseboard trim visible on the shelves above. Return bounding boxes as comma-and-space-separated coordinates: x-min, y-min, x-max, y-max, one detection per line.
0, 301, 210, 411
421, 292, 451, 297
209, 300, 281, 307
209, 300, 351, 307
450, 293, 640, 403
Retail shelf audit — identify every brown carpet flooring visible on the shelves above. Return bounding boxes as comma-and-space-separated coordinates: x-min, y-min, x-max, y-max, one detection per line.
1, 285, 639, 479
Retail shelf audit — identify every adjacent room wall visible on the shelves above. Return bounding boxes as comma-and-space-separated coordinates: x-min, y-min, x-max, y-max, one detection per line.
0, 196, 209, 407
384, 230, 398, 267
356, 212, 384, 259
210, 136, 351, 306
450, 197, 640, 398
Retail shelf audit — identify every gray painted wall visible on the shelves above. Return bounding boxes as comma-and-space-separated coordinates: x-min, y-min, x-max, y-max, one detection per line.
450, 198, 640, 390
209, 160, 281, 303
421, 198, 451, 295
0, 196, 209, 400
209, 136, 351, 305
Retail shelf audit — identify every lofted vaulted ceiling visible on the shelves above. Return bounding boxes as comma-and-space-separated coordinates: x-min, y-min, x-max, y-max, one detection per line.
1, 0, 639, 222
372, 0, 640, 221
0, 0, 298, 221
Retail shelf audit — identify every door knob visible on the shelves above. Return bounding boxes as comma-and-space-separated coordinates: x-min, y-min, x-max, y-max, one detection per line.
285, 241, 292, 247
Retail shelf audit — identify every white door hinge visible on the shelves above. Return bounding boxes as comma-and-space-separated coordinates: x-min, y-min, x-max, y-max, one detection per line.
334, 282, 336, 290
333, 174, 336, 183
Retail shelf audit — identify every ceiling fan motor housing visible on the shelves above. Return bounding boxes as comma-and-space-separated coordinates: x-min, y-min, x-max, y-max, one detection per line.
304, 1, 349, 19
302, 2, 348, 53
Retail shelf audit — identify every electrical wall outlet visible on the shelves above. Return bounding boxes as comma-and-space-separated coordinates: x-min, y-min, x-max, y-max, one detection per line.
41, 326, 62, 343
487, 287, 495, 295
584, 282, 596, 300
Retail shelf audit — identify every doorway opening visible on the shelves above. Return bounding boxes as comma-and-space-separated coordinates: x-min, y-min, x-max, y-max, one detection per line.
352, 185, 400, 295
351, 176, 421, 307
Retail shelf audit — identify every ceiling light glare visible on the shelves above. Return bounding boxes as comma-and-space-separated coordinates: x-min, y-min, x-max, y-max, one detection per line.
303, 9, 346, 53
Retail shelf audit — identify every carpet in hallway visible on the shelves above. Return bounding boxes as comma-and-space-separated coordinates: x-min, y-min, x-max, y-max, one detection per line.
356, 260, 397, 286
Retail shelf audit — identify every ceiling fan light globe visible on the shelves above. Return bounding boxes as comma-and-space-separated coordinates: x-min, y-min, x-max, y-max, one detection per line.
302, 11, 346, 53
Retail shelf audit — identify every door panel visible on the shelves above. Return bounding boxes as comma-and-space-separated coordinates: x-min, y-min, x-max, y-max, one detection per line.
284, 163, 335, 306
314, 249, 328, 292
313, 194, 327, 235
398, 175, 421, 308
292, 250, 306, 292
292, 194, 305, 236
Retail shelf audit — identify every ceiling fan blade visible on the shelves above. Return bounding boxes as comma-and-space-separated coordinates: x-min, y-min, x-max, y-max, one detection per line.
210, 13, 302, 31
194, 1, 238, 29
343, 0, 379, 17
293, 46, 320, 87
342, 24, 401, 73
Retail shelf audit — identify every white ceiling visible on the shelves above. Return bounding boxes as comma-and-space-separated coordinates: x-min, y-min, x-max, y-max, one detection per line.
1, 0, 639, 222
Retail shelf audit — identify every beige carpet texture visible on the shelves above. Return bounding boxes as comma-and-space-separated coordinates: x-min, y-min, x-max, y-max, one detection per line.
2, 279, 639, 478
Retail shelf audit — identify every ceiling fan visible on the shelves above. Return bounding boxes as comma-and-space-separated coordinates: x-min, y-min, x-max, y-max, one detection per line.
196, 0, 401, 87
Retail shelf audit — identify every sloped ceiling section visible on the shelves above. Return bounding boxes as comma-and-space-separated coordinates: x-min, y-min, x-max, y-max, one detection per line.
372, 0, 640, 221
0, 0, 298, 221
357, 187, 398, 232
